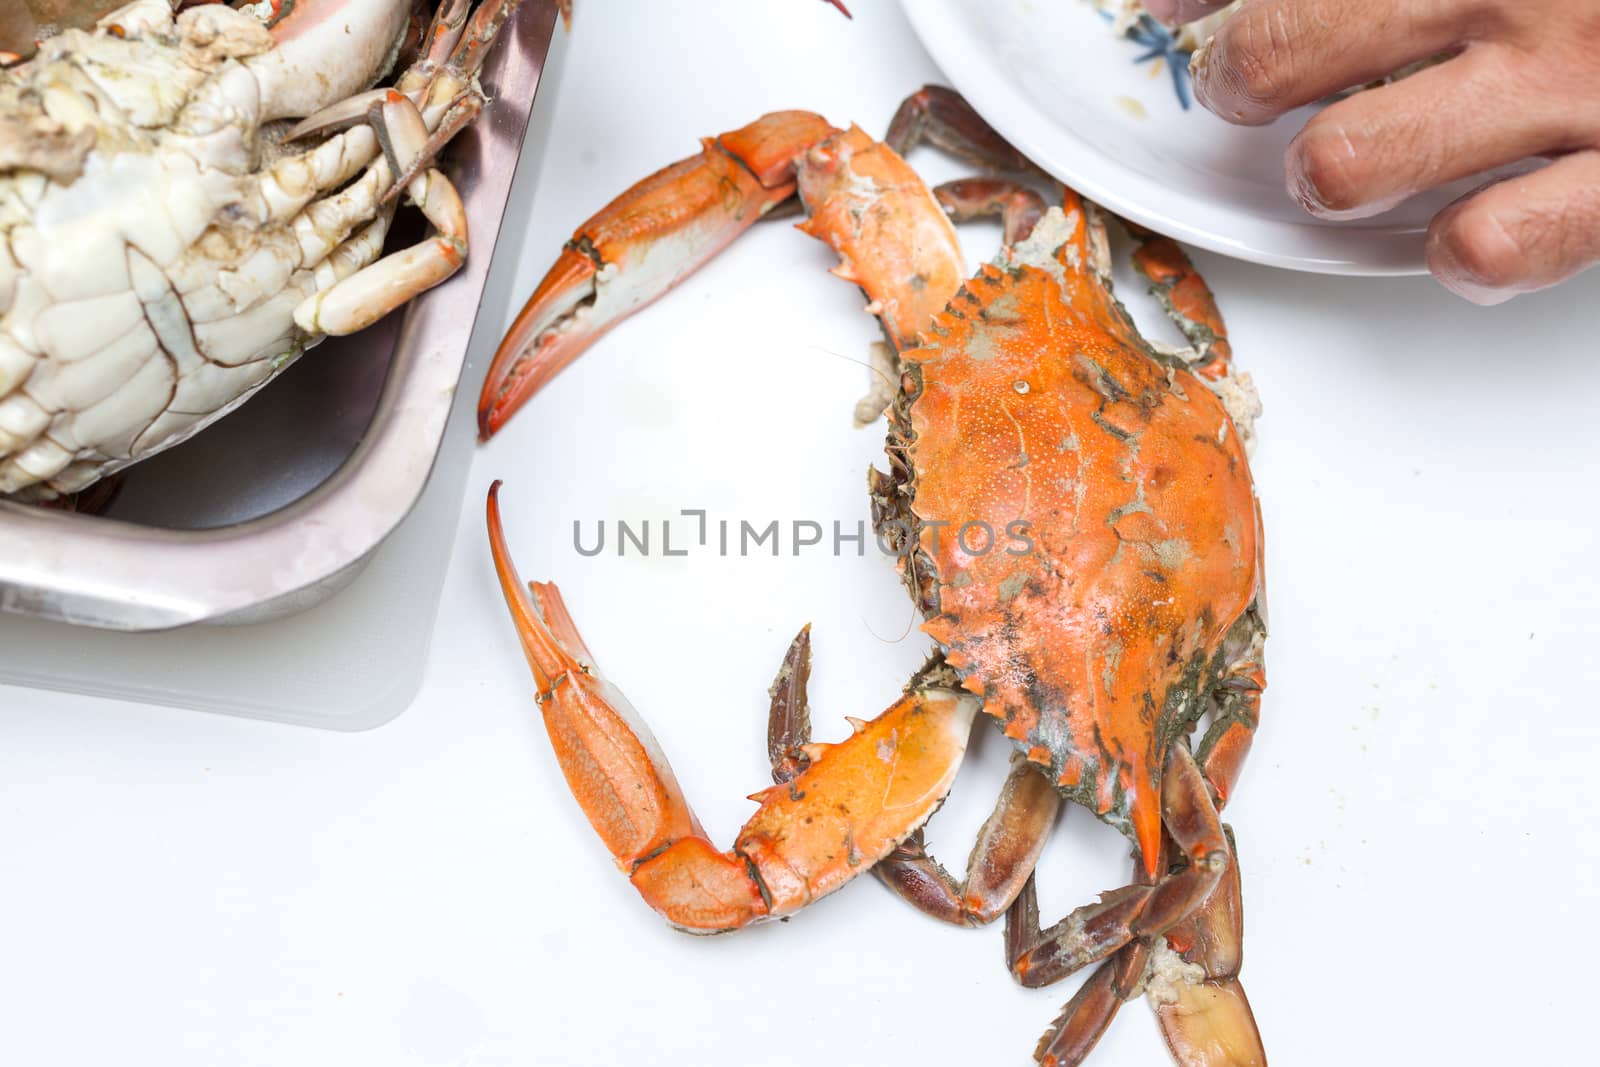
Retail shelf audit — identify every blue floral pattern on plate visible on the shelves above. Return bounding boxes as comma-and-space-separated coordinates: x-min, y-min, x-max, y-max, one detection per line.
1097, 11, 1196, 109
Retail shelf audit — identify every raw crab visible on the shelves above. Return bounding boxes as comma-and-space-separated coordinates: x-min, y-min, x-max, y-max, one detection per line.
483, 87, 1268, 1066
0, 0, 527, 500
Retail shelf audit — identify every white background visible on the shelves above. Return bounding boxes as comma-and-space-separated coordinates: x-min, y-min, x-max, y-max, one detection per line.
4, 2, 1599, 1065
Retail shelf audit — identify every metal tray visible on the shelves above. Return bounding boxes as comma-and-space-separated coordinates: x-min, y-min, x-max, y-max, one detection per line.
0, 0, 561, 632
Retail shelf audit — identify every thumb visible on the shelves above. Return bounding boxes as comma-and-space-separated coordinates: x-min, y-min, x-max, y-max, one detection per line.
1143, 0, 1237, 24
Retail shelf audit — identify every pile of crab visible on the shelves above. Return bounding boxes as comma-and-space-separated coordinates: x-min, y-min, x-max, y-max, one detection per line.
0, 0, 526, 501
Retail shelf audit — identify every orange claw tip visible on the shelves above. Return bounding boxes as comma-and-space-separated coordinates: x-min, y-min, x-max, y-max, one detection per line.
477, 337, 536, 441
477, 326, 530, 442
476, 396, 499, 442
825, 0, 853, 16
484, 482, 572, 690
476, 247, 601, 442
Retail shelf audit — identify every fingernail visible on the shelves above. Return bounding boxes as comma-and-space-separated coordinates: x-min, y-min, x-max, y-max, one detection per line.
1430, 243, 1516, 306
1280, 154, 1369, 220
1284, 145, 1329, 215
1436, 274, 1517, 306
1284, 140, 1405, 222
1190, 34, 1254, 122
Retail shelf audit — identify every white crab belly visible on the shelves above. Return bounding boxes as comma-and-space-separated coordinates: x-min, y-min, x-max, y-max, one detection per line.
0, 149, 326, 499
0, 1, 408, 500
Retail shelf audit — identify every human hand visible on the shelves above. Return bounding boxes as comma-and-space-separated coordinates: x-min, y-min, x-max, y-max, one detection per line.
1146, 0, 1600, 305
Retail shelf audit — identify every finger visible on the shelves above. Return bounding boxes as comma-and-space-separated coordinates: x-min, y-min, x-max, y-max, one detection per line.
1426, 150, 1600, 305
1286, 46, 1584, 220
1191, 0, 1490, 126
1144, 0, 1235, 23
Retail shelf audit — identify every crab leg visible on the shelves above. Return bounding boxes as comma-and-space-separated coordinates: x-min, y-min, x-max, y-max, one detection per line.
1005, 745, 1229, 988
1011, 827, 1168, 1067
1129, 227, 1233, 380
1153, 619, 1267, 1066
1023, 630, 1266, 1067
1158, 974, 1264, 1066
382, 0, 519, 191
1155, 828, 1265, 1066
252, 118, 387, 226
487, 484, 980, 932
1025, 827, 1264, 1067
1196, 608, 1267, 808
871, 755, 1061, 926
1026, 937, 1151, 1067
765, 632, 1058, 927
277, 0, 528, 336
477, 111, 841, 438
885, 85, 1040, 176
292, 90, 466, 334
253, 0, 469, 229
932, 178, 1047, 247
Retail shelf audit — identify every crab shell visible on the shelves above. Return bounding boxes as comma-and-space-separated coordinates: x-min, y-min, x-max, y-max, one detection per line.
885, 206, 1264, 867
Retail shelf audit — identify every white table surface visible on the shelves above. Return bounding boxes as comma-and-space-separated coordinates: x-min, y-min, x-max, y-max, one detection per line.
3, 3, 1598, 1065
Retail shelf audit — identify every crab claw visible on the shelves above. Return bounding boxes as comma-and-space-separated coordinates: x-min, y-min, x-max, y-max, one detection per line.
477, 110, 841, 440
486, 482, 981, 932
477, 246, 605, 439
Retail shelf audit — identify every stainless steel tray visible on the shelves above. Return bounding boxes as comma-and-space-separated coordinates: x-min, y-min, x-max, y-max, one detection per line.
0, 0, 562, 632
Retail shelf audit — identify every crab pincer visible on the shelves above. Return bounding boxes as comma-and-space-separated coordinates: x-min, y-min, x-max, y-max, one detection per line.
476, 111, 841, 438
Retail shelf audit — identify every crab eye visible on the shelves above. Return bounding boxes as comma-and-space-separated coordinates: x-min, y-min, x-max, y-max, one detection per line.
1013, 380, 1030, 395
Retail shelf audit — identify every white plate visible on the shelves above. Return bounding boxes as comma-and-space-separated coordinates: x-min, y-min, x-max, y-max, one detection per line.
901, 0, 1489, 275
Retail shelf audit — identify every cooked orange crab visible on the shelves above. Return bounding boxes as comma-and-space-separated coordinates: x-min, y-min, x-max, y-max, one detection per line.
482, 87, 1268, 1067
